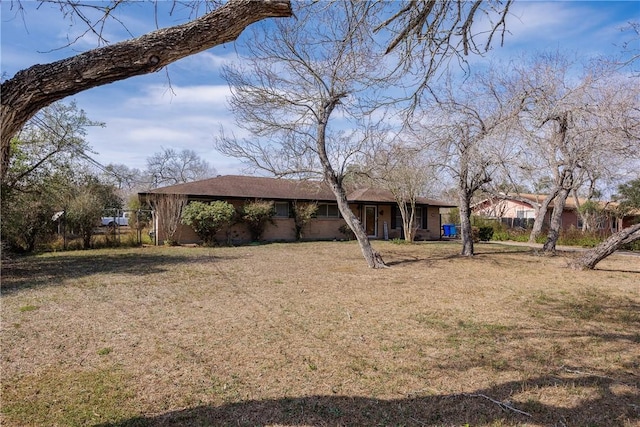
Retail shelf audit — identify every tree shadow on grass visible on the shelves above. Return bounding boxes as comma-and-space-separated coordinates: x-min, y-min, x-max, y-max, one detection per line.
0, 251, 241, 295
98, 373, 638, 426
385, 246, 534, 267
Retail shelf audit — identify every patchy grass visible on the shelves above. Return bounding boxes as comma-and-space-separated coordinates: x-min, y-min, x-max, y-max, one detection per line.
18, 305, 38, 313
1, 241, 638, 426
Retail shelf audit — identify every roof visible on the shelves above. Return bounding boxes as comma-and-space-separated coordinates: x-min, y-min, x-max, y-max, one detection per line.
140, 175, 456, 207
481, 193, 628, 212
348, 187, 455, 206
142, 175, 335, 201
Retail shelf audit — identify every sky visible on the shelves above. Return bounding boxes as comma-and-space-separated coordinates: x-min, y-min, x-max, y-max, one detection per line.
1, 1, 639, 177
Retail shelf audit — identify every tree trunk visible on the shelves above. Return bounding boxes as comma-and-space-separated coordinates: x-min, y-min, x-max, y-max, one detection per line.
315, 96, 386, 269
570, 223, 640, 270
542, 186, 570, 254
329, 179, 387, 268
0, 0, 292, 181
528, 191, 557, 243
458, 191, 474, 257
398, 201, 416, 242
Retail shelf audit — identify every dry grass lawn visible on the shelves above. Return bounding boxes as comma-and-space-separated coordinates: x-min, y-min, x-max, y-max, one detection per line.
1, 241, 639, 426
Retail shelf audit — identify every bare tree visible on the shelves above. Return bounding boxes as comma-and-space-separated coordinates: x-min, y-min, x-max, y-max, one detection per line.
374, 0, 512, 107
510, 53, 640, 253
368, 140, 437, 242
570, 177, 640, 270
146, 147, 216, 188
0, 0, 293, 182
216, 1, 513, 267
102, 164, 143, 190
419, 71, 522, 256
149, 193, 187, 245
216, 2, 391, 268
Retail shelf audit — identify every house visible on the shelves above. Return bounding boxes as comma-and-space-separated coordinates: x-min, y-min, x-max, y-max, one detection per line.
139, 175, 455, 245
473, 193, 637, 232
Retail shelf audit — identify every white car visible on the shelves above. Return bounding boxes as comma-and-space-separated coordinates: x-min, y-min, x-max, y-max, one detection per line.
100, 212, 129, 227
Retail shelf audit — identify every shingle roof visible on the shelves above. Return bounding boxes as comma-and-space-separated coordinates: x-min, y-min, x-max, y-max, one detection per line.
480, 193, 635, 213
141, 175, 456, 207
505, 193, 615, 211
143, 175, 335, 201
348, 187, 455, 206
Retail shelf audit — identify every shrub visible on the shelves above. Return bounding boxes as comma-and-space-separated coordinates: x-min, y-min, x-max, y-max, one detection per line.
622, 239, 640, 251
478, 226, 494, 242
241, 201, 275, 241
446, 207, 460, 225
339, 224, 355, 240
66, 192, 103, 249
557, 227, 606, 248
471, 226, 480, 243
182, 201, 236, 245
391, 237, 410, 245
292, 201, 317, 241
491, 229, 510, 241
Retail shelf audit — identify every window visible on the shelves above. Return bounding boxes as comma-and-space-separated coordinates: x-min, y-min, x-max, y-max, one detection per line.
274, 202, 289, 218
317, 203, 340, 218
415, 207, 423, 229
517, 209, 534, 219
395, 206, 423, 229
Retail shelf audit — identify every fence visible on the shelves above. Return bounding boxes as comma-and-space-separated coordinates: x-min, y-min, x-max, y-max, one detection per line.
497, 217, 535, 229
53, 209, 153, 249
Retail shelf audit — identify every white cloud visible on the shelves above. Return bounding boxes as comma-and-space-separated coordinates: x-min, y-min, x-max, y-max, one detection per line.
126, 84, 232, 108
173, 51, 237, 73
505, 1, 628, 51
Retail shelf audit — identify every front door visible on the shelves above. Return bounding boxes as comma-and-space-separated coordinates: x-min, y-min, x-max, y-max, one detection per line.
364, 205, 377, 237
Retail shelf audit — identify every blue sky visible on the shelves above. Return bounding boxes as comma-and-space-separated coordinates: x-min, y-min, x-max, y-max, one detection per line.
2, 1, 639, 176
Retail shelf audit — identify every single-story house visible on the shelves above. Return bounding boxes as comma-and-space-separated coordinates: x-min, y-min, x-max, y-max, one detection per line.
473, 193, 638, 232
139, 175, 456, 245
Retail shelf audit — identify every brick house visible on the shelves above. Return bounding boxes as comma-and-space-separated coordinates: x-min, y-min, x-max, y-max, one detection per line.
139, 175, 455, 245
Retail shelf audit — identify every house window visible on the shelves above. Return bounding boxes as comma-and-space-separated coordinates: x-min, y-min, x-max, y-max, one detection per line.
516, 209, 534, 219
317, 203, 340, 218
274, 202, 289, 218
395, 206, 423, 229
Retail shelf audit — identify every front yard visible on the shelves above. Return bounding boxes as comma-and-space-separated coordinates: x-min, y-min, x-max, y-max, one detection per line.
1, 241, 638, 426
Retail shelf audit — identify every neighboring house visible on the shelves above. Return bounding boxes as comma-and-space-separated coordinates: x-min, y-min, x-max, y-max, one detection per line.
474, 193, 637, 232
139, 175, 455, 245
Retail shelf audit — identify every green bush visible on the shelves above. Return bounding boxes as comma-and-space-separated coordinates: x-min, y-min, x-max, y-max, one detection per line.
391, 237, 410, 245
241, 201, 275, 241
557, 227, 606, 248
292, 202, 317, 241
182, 201, 236, 245
478, 226, 494, 242
491, 229, 510, 241
622, 239, 640, 251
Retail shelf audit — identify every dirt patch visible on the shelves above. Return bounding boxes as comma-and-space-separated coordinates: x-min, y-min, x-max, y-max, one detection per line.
1, 241, 638, 426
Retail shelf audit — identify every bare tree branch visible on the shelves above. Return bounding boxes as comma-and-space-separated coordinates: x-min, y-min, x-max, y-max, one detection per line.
1, 0, 292, 181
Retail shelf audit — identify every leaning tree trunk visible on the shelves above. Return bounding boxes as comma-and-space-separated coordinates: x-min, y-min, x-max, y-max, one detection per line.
542, 186, 570, 254
315, 96, 386, 269
0, 0, 292, 181
330, 178, 387, 268
312, 92, 386, 268
570, 223, 640, 270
